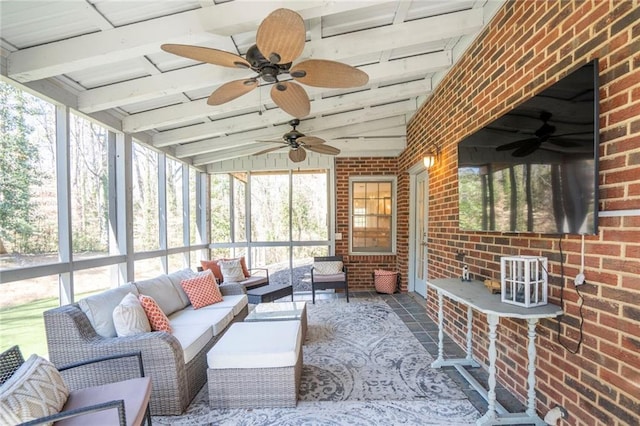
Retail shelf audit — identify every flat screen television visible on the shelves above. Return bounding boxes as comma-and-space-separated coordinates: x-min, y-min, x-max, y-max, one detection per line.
458, 59, 599, 235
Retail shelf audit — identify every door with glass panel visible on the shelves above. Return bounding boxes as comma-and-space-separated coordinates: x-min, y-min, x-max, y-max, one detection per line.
413, 171, 429, 298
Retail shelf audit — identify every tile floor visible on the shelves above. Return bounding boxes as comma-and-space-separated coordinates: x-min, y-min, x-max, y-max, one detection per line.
288, 289, 529, 417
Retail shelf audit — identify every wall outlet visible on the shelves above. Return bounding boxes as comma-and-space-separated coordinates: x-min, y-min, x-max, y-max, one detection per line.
575, 273, 585, 286
335, 232, 342, 240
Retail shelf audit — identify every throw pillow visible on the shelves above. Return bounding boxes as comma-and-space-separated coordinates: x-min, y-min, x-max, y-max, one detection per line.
113, 292, 151, 337
232, 256, 251, 278
314, 260, 344, 275
200, 260, 223, 283
181, 270, 223, 309
219, 259, 245, 282
78, 283, 139, 338
138, 294, 172, 333
0, 354, 69, 425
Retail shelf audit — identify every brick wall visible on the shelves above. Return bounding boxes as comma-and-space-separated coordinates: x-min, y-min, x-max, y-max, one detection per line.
335, 157, 399, 290
399, 1, 639, 425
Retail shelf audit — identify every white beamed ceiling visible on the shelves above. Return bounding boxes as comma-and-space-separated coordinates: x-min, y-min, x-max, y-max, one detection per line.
1, 0, 503, 171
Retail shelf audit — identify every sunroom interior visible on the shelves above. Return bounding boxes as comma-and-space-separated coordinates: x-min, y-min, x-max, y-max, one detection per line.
1, 1, 639, 425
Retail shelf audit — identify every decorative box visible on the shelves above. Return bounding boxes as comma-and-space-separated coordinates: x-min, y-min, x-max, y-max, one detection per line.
500, 256, 548, 307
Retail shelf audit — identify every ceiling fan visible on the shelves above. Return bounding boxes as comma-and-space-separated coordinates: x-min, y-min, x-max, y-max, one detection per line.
161, 8, 369, 118
254, 119, 340, 162
495, 111, 584, 157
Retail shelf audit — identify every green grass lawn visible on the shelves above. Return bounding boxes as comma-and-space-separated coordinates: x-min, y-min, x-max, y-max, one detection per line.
0, 297, 58, 358
0, 289, 105, 359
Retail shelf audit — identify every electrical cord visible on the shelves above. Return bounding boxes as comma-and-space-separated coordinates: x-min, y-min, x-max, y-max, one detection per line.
556, 233, 585, 354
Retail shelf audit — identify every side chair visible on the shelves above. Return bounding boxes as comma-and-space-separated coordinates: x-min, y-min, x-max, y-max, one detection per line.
0, 345, 151, 426
310, 255, 349, 304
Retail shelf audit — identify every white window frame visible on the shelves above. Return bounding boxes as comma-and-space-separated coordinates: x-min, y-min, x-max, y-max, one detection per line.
348, 176, 397, 255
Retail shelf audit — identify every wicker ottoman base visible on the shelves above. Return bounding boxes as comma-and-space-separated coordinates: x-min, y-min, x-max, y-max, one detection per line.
207, 321, 302, 409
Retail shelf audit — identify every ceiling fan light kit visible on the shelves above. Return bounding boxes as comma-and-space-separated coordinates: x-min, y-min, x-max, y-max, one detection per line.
161, 8, 369, 119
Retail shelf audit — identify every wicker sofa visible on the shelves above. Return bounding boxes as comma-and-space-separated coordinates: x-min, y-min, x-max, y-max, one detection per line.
43, 268, 248, 416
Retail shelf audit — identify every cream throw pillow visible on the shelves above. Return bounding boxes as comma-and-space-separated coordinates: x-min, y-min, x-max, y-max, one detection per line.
113, 292, 151, 337
0, 354, 69, 425
314, 260, 344, 275
219, 259, 246, 282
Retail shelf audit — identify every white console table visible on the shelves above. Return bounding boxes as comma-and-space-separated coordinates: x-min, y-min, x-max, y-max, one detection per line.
427, 278, 563, 426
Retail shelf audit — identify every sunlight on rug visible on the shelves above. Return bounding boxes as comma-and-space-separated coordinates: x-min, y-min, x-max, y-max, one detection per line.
153, 298, 480, 425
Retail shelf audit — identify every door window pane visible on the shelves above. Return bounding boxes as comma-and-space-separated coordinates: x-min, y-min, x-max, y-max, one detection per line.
351, 178, 395, 254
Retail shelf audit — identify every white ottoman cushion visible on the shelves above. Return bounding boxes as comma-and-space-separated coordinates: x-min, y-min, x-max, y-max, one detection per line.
208, 321, 301, 369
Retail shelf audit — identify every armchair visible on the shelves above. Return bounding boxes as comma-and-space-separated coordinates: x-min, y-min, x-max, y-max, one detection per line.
310, 255, 349, 304
0, 346, 151, 426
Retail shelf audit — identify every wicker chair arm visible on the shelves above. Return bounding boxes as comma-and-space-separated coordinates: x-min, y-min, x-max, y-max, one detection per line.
19, 400, 127, 426
59, 351, 145, 378
220, 283, 246, 296
248, 267, 269, 278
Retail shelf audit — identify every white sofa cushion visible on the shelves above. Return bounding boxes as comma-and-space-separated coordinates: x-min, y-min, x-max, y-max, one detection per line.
169, 307, 233, 337
207, 321, 301, 369
198, 294, 248, 316
135, 275, 186, 316
171, 324, 213, 364
113, 292, 151, 337
166, 268, 196, 307
78, 283, 139, 338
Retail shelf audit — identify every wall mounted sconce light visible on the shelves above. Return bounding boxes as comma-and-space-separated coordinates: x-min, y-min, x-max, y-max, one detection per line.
423, 145, 441, 169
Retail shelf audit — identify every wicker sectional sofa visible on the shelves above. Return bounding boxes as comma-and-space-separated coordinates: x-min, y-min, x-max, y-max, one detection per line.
43, 268, 248, 416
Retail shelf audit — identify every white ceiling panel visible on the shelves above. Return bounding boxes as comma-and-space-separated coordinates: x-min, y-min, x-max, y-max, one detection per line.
1, 0, 503, 168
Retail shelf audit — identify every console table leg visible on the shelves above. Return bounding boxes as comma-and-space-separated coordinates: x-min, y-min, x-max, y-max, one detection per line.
477, 313, 499, 425
526, 318, 539, 417
466, 306, 474, 362
431, 290, 446, 367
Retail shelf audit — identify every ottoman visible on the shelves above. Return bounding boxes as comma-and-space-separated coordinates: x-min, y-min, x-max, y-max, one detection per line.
207, 320, 302, 408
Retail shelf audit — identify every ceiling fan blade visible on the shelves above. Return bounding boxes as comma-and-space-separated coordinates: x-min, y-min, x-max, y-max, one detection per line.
254, 146, 285, 156
512, 140, 542, 157
291, 59, 369, 88
271, 81, 310, 118
547, 138, 582, 148
256, 8, 306, 64
161, 44, 250, 68
495, 138, 537, 151
208, 79, 257, 105
289, 147, 307, 162
298, 136, 325, 146
306, 144, 340, 155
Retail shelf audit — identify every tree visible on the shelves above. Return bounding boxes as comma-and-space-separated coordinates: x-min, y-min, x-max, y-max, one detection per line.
0, 82, 41, 253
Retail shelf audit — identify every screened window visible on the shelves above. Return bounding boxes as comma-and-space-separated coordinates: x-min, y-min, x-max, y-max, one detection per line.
350, 177, 396, 254
69, 113, 109, 259
0, 82, 58, 269
132, 142, 159, 252
166, 157, 184, 248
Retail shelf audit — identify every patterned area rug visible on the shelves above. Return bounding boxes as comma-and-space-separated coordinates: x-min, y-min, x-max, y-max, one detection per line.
153, 298, 480, 425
